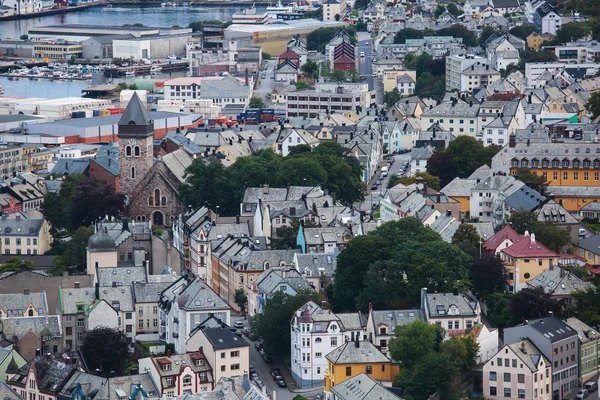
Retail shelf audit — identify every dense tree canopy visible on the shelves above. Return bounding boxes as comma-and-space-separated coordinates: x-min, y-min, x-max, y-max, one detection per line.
0, 257, 34, 273
470, 255, 509, 297
451, 224, 481, 260
80, 327, 130, 376
42, 175, 125, 236
388, 171, 441, 190
251, 289, 315, 360
181, 143, 365, 215
307, 27, 356, 52
509, 24, 538, 40
50, 226, 95, 274
332, 218, 472, 312
427, 136, 502, 187
586, 92, 600, 120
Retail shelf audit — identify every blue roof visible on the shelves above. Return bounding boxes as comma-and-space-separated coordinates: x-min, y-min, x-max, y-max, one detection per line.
51, 158, 89, 175
164, 131, 206, 156
89, 144, 119, 176
505, 185, 546, 211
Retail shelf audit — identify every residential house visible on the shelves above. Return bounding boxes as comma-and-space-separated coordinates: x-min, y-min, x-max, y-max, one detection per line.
297, 226, 353, 254
500, 232, 559, 292
186, 326, 250, 382
0, 213, 51, 256
421, 288, 481, 336
57, 286, 95, 351
482, 339, 552, 400
274, 127, 320, 156
8, 356, 76, 400
0, 291, 48, 318
491, 0, 521, 14
247, 267, 311, 317
1, 315, 62, 361
290, 300, 345, 389
293, 253, 337, 293
527, 32, 553, 50
504, 317, 579, 400
469, 175, 525, 225
159, 274, 231, 354
138, 350, 214, 397
537, 201, 578, 253
329, 373, 403, 400
564, 317, 599, 383
572, 235, 600, 267
133, 281, 175, 335
534, 2, 562, 35
408, 146, 433, 177
441, 178, 479, 219
420, 102, 480, 136
365, 306, 424, 354
275, 59, 299, 83
323, 341, 399, 400
482, 224, 525, 256
526, 267, 593, 304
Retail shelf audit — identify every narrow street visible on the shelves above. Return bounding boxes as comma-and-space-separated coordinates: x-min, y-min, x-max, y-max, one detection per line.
359, 152, 410, 212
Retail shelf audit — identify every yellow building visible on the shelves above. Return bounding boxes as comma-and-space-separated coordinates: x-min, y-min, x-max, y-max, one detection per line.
25, 148, 54, 173
572, 235, 600, 265
499, 232, 559, 293
323, 340, 400, 397
382, 70, 416, 93
440, 177, 478, 220
527, 32, 553, 50
0, 214, 52, 256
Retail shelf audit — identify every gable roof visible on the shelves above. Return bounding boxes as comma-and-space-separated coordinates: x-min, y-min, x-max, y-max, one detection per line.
330, 373, 402, 400
527, 267, 593, 296
325, 340, 390, 364
197, 327, 250, 350
501, 234, 558, 258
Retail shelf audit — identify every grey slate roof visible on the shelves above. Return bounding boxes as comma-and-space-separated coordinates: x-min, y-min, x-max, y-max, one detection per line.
0, 382, 23, 400
119, 93, 152, 126
441, 178, 477, 197
51, 158, 89, 175
504, 185, 546, 211
0, 291, 48, 316
564, 317, 600, 344
421, 103, 480, 118
0, 216, 45, 237
99, 286, 134, 312
10, 356, 74, 393
295, 253, 336, 279
336, 312, 365, 332
538, 200, 577, 224
97, 266, 147, 287
512, 317, 576, 343
107, 373, 160, 399
89, 144, 119, 176
506, 340, 550, 373
370, 309, 424, 333
2, 315, 62, 339
164, 276, 229, 312
411, 146, 433, 161
255, 268, 310, 295
330, 373, 402, 400
59, 287, 95, 315
199, 327, 250, 350
424, 291, 478, 317
325, 341, 390, 364
132, 281, 174, 304
58, 371, 108, 400
527, 267, 593, 296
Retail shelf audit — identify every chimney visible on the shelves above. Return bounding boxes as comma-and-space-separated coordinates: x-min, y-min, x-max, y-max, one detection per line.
263, 184, 269, 194
509, 134, 516, 148
452, 287, 459, 296
368, 302, 373, 313
531, 233, 536, 243
520, 341, 527, 354
167, 349, 171, 356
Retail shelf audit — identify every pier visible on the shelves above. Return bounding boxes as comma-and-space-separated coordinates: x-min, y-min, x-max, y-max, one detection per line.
103, 60, 189, 77
0, 1, 104, 21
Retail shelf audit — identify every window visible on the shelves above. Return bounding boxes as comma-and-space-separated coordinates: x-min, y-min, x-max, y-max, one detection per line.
166, 377, 174, 386
365, 366, 373, 374
564, 171, 568, 181
518, 374, 525, 383
489, 371, 497, 381
221, 352, 225, 359
346, 367, 352, 376
518, 389, 525, 399
134, 146, 140, 157
221, 365, 226, 372
504, 388, 511, 397
138, 320, 144, 329
131, 167, 136, 179
126, 146, 132, 156
490, 387, 497, 396
183, 375, 192, 385
331, 337, 337, 346
231, 364, 240, 370
126, 312, 132, 319
504, 373, 511, 382
512, 359, 517, 368
230, 351, 240, 357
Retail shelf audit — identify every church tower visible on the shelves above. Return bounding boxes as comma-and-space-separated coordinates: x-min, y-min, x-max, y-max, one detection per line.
118, 93, 154, 196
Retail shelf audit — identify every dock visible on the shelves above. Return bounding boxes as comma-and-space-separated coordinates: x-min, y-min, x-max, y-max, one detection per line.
106, 0, 271, 5
82, 84, 118, 98
0, 74, 91, 80
103, 60, 188, 77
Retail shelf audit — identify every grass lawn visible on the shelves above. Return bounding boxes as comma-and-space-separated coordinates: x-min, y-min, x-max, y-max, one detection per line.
586, 223, 600, 233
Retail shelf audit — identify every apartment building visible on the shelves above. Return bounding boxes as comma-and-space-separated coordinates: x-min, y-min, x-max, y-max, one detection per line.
291, 300, 345, 389
445, 55, 488, 91
421, 288, 481, 336
138, 350, 214, 396
420, 101, 480, 136
483, 340, 552, 400
564, 317, 600, 383
8, 356, 76, 400
163, 76, 252, 106
504, 317, 579, 400
286, 82, 376, 118
57, 286, 95, 351
0, 213, 51, 256
534, 2, 562, 35
0, 147, 28, 181
132, 281, 174, 335
322, 0, 346, 21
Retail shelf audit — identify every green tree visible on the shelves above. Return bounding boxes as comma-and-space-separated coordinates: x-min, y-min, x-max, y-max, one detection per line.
434, 4, 446, 17
486, 292, 518, 329
509, 24, 538, 40
334, 13, 340, 21
346, 68, 361, 83
556, 23, 587, 44
388, 320, 444, 369
330, 69, 347, 82
440, 336, 479, 371
80, 327, 130, 376
180, 158, 229, 211
0, 257, 34, 273
393, 28, 425, 44
436, 24, 478, 47
301, 60, 318, 78
384, 88, 401, 109
535, 221, 571, 253
20, 34, 28, 40
510, 287, 559, 321
295, 80, 310, 90
586, 91, 600, 120
252, 289, 315, 360
50, 226, 95, 274
506, 209, 539, 234
249, 96, 266, 108
271, 220, 317, 250
395, 352, 458, 400
479, 26, 497, 47
446, 3, 459, 17
452, 224, 480, 260
470, 255, 509, 297
391, 171, 441, 190
514, 167, 548, 194
572, 288, 600, 326
234, 289, 248, 317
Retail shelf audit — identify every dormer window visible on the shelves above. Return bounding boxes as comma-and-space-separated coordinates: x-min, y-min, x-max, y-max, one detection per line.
163, 363, 172, 371
196, 359, 204, 366
379, 326, 387, 334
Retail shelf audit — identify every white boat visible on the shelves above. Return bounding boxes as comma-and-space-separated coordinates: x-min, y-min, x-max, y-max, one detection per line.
161, 2, 166, 5
150, 65, 163, 73
125, 70, 136, 76
266, 0, 294, 13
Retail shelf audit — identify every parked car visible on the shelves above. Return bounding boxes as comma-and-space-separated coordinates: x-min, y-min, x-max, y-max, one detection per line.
585, 382, 598, 393
263, 354, 273, 363
255, 379, 264, 389
248, 333, 257, 341
250, 372, 258, 381
249, 365, 256, 375
270, 368, 281, 378
371, 184, 378, 190
388, 157, 395, 164
576, 389, 589, 400
255, 342, 263, 351
381, 171, 388, 177
234, 321, 244, 329
276, 377, 287, 388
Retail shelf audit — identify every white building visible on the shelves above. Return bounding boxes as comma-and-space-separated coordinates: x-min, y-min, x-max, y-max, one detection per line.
408, 146, 434, 177
445, 54, 488, 91
2, 0, 46, 15
113, 38, 151, 60
420, 101, 480, 136
159, 274, 231, 354
290, 300, 345, 390
164, 76, 253, 107
286, 82, 376, 117
396, 74, 415, 96
534, 2, 562, 35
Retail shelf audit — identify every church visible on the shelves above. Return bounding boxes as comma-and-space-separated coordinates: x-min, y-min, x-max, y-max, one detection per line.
117, 93, 191, 225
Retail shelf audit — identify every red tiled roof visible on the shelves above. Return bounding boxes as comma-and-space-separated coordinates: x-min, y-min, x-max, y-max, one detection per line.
334, 55, 355, 64
482, 225, 521, 252
279, 50, 300, 60
501, 235, 558, 258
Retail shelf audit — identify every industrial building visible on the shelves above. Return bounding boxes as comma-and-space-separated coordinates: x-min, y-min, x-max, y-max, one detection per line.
28, 24, 192, 42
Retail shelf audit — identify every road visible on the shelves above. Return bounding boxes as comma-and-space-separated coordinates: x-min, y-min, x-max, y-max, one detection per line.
359, 153, 411, 212
357, 38, 374, 92
230, 314, 324, 400
254, 59, 276, 105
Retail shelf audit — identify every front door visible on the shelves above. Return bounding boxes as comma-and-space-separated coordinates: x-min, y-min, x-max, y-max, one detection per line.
153, 211, 164, 225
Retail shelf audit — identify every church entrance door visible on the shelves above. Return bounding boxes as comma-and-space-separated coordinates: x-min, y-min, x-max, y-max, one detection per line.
153, 211, 164, 225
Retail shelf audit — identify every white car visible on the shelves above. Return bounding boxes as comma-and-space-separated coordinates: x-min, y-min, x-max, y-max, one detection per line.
360, 51, 365, 57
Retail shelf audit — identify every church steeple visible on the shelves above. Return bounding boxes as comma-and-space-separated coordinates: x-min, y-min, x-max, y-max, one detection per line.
118, 93, 154, 137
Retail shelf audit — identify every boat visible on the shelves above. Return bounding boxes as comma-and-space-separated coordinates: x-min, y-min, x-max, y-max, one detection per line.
125, 70, 136, 76
266, 0, 294, 13
160, 2, 166, 5
150, 65, 163, 74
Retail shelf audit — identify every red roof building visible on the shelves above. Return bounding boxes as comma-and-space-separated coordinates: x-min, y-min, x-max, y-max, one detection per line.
482, 224, 522, 255
278, 50, 300, 67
